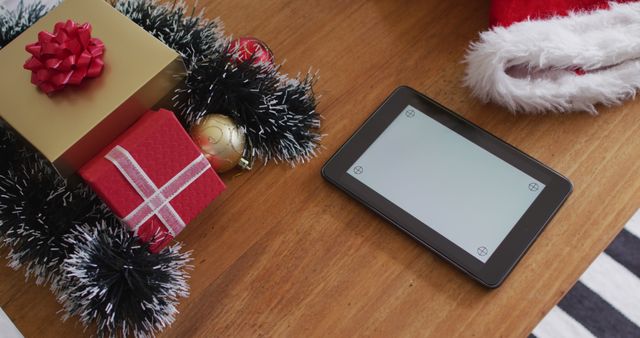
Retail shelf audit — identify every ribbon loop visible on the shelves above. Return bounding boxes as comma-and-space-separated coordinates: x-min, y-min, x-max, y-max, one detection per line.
23, 19, 105, 94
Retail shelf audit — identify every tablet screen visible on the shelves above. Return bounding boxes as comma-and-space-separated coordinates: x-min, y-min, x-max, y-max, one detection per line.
348, 105, 545, 263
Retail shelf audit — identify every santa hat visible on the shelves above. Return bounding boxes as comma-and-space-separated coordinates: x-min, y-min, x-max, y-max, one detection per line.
464, 0, 640, 113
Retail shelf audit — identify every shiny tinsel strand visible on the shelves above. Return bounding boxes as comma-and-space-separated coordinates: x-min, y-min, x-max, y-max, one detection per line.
0, 160, 105, 287
0, 1, 51, 48
271, 73, 322, 164
58, 221, 192, 338
116, 1, 321, 165
174, 50, 322, 164
174, 51, 281, 159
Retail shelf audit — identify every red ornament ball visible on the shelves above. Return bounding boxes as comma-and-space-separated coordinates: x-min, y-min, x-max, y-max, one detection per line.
228, 37, 274, 66
23, 20, 106, 94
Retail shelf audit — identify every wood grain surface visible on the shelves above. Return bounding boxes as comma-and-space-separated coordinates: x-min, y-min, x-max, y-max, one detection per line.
2, 0, 640, 337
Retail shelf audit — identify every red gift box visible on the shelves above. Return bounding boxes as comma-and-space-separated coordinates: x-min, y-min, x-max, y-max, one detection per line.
80, 109, 226, 253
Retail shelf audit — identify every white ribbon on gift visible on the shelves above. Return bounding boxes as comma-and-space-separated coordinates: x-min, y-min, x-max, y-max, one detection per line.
105, 145, 211, 237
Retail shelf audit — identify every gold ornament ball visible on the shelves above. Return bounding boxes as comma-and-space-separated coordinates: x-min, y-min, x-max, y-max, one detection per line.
190, 114, 246, 173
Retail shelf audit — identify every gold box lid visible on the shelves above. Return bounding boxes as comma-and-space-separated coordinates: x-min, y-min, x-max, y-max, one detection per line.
0, 0, 185, 176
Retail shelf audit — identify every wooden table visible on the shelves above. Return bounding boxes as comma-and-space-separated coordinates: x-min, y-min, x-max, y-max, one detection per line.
2, 0, 640, 337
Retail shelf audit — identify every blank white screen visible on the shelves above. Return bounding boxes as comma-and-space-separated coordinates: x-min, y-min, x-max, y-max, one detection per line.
348, 105, 544, 263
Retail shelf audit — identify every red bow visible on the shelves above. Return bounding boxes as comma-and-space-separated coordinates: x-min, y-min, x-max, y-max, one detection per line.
23, 20, 105, 94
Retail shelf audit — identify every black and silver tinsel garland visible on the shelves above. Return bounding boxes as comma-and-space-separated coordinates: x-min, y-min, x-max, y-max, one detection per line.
0, 161, 100, 286
0, 0, 320, 337
0, 124, 194, 338
58, 221, 191, 337
115, 0, 322, 164
0, 1, 50, 49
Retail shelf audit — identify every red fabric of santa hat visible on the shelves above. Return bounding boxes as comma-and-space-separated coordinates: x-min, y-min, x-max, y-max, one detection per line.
464, 0, 640, 114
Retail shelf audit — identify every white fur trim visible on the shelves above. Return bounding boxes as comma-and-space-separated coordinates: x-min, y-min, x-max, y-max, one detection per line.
464, 1, 640, 114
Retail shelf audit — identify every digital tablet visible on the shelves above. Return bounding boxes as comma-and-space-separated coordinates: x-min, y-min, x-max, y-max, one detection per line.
322, 86, 572, 288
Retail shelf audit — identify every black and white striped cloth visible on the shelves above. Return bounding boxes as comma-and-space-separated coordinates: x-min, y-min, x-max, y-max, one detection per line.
531, 209, 640, 338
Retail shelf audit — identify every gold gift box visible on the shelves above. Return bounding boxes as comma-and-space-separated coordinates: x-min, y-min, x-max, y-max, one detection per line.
0, 0, 186, 177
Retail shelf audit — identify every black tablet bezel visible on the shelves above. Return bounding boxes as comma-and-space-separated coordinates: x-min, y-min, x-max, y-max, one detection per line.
322, 86, 573, 288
